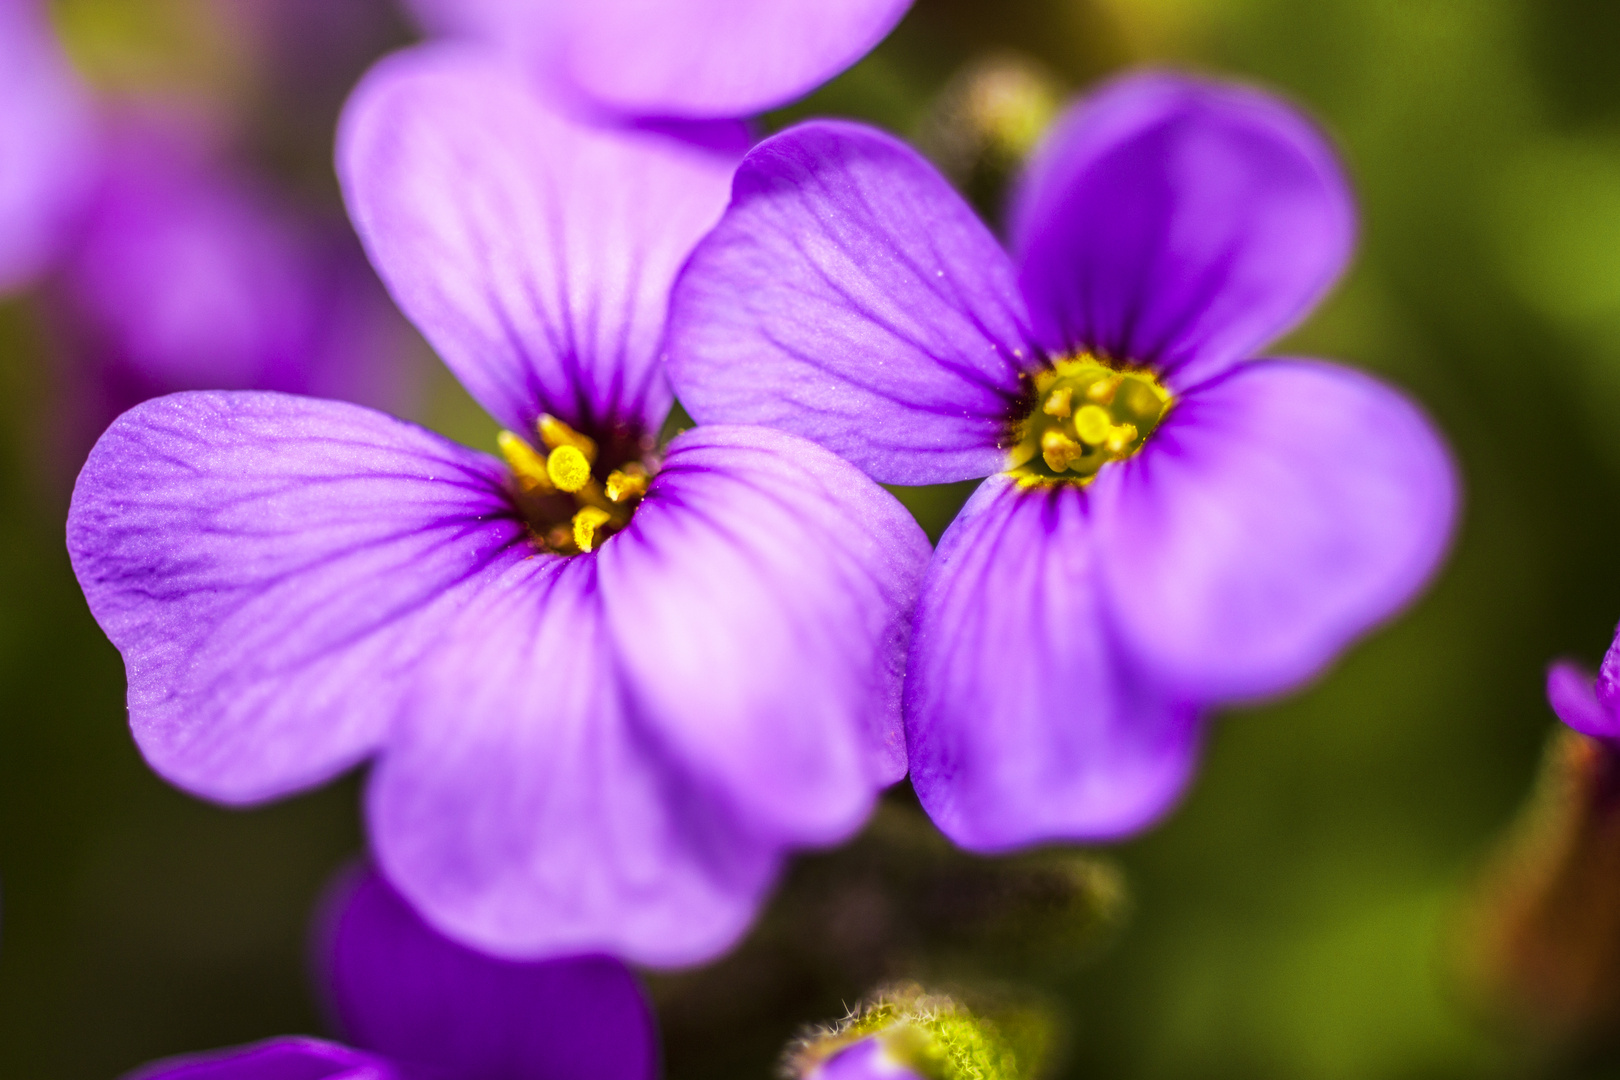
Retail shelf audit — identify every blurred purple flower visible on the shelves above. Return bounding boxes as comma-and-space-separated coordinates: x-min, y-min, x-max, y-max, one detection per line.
667, 72, 1459, 850
401, 0, 912, 119
67, 46, 929, 966
127, 865, 656, 1080
1548, 643, 1620, 745
48, 103, 416, 453
0, 0, 96, 291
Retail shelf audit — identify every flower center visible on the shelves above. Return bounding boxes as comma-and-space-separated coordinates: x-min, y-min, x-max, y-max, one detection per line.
497, 415, 652, 554
1005, 354, 1172, 486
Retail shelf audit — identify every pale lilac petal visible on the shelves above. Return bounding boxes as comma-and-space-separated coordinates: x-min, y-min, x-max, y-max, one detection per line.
906, 476, 1204, 852
368, 552, 782, 967
0, 0, 96, 290
1090, 359, 1457, 701
600, 425, 929, 834
124, 1037, 402, 1080
403, 0, 911, 118
1010, 72, 1355, 388
66, 391, 528, 805
339, 44, 744, 436
318, 865, 656, 1080
669, 121, 1036, 485
50, 106, 420, 459
1548, 662, 1620, 741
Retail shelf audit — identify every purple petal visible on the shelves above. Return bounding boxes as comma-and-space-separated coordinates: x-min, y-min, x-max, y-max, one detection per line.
123, 1037, 402, 1080
906, 476, 1204, 852
339, 44, 744, 436
66, 391, 528, 805
370, 425, 927, 965
668, 121, 1035, 485
600, 425, 929, 833
1009, 72, 1355, 388
403, 0, 911, 119
1090, 359, 1457, 702
367, 551, 783, 967
811, 1039, 926, 1080
318, 864, 656, 1080
0, 0, 96, 291
1548, 662, 1620, 741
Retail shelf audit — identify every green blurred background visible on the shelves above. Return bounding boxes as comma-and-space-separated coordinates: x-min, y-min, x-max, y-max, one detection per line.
5, 0, 1620, 1076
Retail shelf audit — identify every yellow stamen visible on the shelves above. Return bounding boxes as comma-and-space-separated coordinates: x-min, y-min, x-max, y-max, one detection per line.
1073, 404, 1112, 446
547, 445, 592, 493
537, 414, 597, 464
1085, 374, 1121, 405
1040, 429, 1085, 473
497, 430, 555, 493
1105, 422, 1139, 456
1004, 353, 1172, 487
572, 506, 613, 552
1042, 387, 1073, 418
605, 464, 649, 503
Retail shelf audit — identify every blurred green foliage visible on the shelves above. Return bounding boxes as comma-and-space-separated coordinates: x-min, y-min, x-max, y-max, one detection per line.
8, 0, 1620, 1077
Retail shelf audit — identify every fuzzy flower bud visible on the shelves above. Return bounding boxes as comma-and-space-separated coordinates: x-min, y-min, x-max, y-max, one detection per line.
785, 985, 1044, 1080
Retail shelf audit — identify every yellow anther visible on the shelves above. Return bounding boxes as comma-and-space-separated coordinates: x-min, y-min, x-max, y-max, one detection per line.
605, 464, 649, 503
572, 506, 613, 552
1040, 429, 1085, 473
1105, 423, 1139, 456
1007, 353, 1170, 486
497, 430, 554, 493
1042, 387, 1073, 418
1074, 404, 1112, 445
1085, 375, 1121, 405
547, 445, 592, 492
537, 414, 597, 464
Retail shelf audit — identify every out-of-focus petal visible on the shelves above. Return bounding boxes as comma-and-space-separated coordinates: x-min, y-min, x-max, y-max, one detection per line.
1549, 662, 1620, 742
403, 0, 911, 119
0, 0, 96, 291
52, 106, 419, 452
600, 425, 928, 834
66, 391, 529, 805
368, 551, 782, 967
1090, 359, 1457, 701
339, 44, 744, 437
1009, 72, 1354, 389
906, 476, 1204, 852
58, 111, 315, 391
669, 121, 1035, 485
123, 1037, 402, 1080
318, 865, 656, 1080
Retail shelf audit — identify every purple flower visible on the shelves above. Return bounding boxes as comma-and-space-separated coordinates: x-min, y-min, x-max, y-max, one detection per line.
0, 0, 96, 291
127, 865, 656, 1080
1548, 639, 1620, 745
401, 0, 912, 119
666, 72, 1459, 849
49, 103, 416, 453
67, 46, 929, 965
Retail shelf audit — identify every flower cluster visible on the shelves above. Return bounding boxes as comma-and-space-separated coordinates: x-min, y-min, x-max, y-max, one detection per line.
8, 0, 1472, 1073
